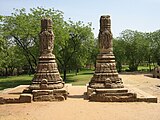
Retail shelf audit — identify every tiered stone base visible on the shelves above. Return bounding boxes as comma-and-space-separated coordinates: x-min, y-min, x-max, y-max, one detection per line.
0, 89, 68, 104
86, 50, 138, 102
27, 53, 68, 102
32, 89, 68, 101
87, 87, 137, 102
30, 54, 64, 90
0, 85, 68, 104
89, 52, 124, 89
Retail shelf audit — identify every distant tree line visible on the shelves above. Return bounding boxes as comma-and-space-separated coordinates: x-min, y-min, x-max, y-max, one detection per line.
0, 7, 160, 80
113, 29, 160, 72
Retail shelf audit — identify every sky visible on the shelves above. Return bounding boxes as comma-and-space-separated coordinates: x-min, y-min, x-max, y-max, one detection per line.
1, 0, 160, 38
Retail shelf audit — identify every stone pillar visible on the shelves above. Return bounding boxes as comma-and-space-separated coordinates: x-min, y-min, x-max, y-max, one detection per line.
29, 18, 68, 101
86, 15, 137, 102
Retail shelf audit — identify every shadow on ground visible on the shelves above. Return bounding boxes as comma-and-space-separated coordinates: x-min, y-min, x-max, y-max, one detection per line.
68, 95, 84, 99
144, 74, 154, 78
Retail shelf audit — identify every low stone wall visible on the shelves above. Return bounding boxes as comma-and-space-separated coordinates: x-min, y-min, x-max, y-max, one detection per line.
0, 94, 32, 104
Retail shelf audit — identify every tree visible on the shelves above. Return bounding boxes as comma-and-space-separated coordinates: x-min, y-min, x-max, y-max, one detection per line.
85, 38, 99, 69
149, 30, 160, 66
1, 7, 95, 80
113, 38, 126, 72
143, 32, 154, 71
119, 29, 148, 71
54, 20, 94, 81
1, 7, 65, 73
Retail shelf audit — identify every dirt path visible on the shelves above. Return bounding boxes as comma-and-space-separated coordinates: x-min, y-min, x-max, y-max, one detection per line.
1, 73, 160, 120
121, 73, 160, 99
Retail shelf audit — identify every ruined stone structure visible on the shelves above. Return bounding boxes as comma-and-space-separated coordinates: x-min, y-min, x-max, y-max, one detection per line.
0, 17, 158, 104
28, 18, 68, 101
86, 15, 137, 102
153, 66, 160, 78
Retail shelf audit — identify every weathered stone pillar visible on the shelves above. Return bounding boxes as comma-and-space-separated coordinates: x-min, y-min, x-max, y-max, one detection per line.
86, 15, 137, 102
29, 18, 68, 101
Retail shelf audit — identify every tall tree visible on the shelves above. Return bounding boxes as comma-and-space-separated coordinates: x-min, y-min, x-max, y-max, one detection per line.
54, 20, 94, 81
1, 7, 65, 73
1, 7, 95, 80
119, 29, 148, 71
149, 30, 160, 66
113, 38, 126, 72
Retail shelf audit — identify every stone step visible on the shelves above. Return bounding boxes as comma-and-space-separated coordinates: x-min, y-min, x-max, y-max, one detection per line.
87, 85, 158, 103
95, 88, 128, 93
125, 84, 157, 103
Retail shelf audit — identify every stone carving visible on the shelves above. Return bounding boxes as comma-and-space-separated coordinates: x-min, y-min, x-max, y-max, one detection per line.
40, 19, 54, 55
28, 18, 68, 101
86, 15, 136, 102
99, 15, 113, 53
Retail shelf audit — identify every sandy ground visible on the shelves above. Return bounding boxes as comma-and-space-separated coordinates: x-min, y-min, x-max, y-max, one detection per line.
1, 73, 160, 120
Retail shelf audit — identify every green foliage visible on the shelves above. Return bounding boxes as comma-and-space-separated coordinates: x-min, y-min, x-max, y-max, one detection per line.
1, 7, 160, 77
113, 29, 160, 71
149, 30, 160, 65
121, 30, 147, 71
0, 7, 95, 79
113, 38, 126, 72
54, 20, 95, 81
1, 7, 65, 73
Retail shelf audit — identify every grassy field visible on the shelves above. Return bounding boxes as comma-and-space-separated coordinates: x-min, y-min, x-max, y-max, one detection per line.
122, 65, 155, 71
0, 70, 94, 90
0, 65, 154, 91
0, 75, 33, 90
65, 70, 93, 85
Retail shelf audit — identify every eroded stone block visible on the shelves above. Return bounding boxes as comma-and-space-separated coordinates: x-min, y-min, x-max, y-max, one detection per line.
19, 94, 32, 103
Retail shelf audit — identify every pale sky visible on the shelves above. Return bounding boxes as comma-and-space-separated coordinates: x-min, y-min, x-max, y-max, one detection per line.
1, 0, 160, 37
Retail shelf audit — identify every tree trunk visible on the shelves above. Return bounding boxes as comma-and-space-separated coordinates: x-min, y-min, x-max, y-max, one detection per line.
5, 67, 8, 77
17, 67, 20, 76
90, 64, 92, 69
63, 67, 67, 82
148, 57, 152, 72
10, 67, 14, 76
157, 58, 160, 66
129, 64, 138, 71
13, 36, 37, 73
75, 68, 79, 75
25, 54, 35, 74
117, 61, 122, 72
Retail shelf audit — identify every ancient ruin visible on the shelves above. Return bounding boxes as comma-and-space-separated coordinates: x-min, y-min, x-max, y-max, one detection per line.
0, 16, 157, 104
0, 18, 68, 104
28, 18, 68, 101
86, 15, 137, 102
153, 67, 160, 78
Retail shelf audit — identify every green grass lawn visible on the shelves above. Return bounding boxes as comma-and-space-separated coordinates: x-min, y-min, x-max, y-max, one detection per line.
65, 70, 93, 85
0, 75, 33, 90
122, 65, 155, 71
0, 70, 94, 90
0, 65, 154, 91
138, 65, 155, 71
